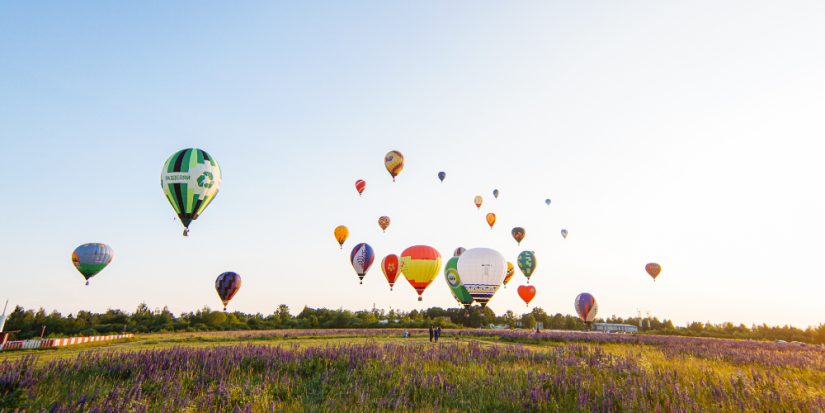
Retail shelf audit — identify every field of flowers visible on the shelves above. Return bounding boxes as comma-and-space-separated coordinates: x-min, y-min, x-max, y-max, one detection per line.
1, 329, 823, 412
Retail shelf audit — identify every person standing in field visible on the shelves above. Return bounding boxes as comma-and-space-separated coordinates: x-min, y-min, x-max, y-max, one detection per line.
429, 325, 434, 342
435, 326, 441, 342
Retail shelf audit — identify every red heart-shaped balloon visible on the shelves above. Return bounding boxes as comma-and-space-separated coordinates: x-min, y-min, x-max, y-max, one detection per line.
517, 285, 536, 306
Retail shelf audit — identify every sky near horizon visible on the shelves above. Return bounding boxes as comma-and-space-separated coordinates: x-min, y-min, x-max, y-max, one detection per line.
1, 2, 824, 327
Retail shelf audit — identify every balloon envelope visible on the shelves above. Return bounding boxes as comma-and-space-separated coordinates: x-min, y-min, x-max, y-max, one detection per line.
355, 180, 366, 196
160, 148, 222, 235
72, 243, 113, 285
385, 151, 405, 181
453, 247, 466, 257
646, 263, 662, 281
493, 189, 499, 199
444, 256, 474, 308
474, 196, 483, 210
486, 213, 496, 229
438, 172, 446, 182
517, 251, 537, 283
334, 226, 349, 249
381, 254, 400, 290
518, 285, 536, 306
575, 293, 599, 323
215, 272, 242, 311
503, 262, 515, 288
456, 248, 507, 309
561, 229, 568, 239
400, 245, 442, 301
545, 199, 551, 205
350, 243, 375, 284
378, 216, 391, 232
512, 227, 526, 245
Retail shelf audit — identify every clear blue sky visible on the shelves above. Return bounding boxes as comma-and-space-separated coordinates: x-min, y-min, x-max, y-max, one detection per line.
2, 2, 823, 327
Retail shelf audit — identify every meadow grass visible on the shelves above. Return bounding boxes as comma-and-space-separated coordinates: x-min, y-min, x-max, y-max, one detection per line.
1, 330, 823, 412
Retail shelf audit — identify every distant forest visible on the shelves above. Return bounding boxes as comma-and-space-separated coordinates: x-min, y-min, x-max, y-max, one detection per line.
3, 304, 824, 344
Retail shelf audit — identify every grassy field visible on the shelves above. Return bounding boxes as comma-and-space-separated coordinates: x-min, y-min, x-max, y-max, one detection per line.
1, 329, 823, 412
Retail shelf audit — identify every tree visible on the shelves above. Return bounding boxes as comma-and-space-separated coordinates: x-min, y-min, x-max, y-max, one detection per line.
522, 314, 536, 329
276, 304, 291, 322
503, 310, 516, 329
309, 315, 319, 328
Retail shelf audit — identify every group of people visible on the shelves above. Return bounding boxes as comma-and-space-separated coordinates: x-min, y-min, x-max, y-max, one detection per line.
429, 325, 442, 342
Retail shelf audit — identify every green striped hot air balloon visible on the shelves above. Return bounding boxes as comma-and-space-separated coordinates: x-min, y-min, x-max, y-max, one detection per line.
444, 256, 474, 312
160, 148, 222, 236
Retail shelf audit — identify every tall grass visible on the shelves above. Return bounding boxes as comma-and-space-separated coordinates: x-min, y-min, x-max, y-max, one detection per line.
1, 330, 823, 412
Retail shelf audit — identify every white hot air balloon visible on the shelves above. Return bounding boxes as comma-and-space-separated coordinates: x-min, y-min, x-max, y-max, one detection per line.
456, 248, 507, 309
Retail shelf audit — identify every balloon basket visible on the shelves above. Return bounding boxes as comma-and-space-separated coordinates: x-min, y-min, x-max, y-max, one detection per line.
85, 281, 89, 286
418, 296, 422, 302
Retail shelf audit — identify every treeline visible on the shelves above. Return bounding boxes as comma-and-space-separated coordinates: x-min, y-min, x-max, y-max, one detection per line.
3, 304, 823, 344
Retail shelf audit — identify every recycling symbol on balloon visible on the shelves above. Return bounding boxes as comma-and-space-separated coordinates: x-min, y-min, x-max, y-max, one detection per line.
197, 172, 214, 188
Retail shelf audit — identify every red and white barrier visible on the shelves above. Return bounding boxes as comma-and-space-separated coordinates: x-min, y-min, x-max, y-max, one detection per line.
0, 334, 133, 351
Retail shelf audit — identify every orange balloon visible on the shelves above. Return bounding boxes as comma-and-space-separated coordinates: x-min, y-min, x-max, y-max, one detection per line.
474, 196, 483, 210
486, 213, 496, 229
646, 263, 662, 281
517, 285, 536, 306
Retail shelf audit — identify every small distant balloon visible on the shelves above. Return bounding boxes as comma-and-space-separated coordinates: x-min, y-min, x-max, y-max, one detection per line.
517, 251, 537, 283
381, 254, 400, 291
378, 216, 391, 232
574, 293, 599, 325
350, 243, 375, 285
512, 227, 526, 245
72, 243, 113, 286
385, 151, 405, 182
474, 196, 483, 210
215, 272, 242, 311
486, 213, 496, 230
493, 189, 499, 199
453, 247, 466, 257
334, 226, 349, 249
646, 263, 662, 281
438, 172, 446, 183
561, 229, 568, 239
545, 199, 551, 206
355, 180, 366, 197
518, 285, 536, 307
503, 262, 515, 288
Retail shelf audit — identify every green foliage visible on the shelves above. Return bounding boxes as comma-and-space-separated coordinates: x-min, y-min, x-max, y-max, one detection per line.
3, 302, 824, 344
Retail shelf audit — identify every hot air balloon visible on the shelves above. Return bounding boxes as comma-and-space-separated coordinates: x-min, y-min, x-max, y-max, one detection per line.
574, 293, 599, 328
438, 172, 446, 183
160, 148, 222, 236
486, 213, 496, 230
646, 263, 662, 281
517, 251, 537, 283
350, 243, 375, 284
444, 256, 474, 310
334, 226, 349, 249
545, 199, 551, 205
385, 151, 404, 182
378, 216, 391, 232
503, 262, 515, 288
355, 180, 366, 197
71, 243, 113, 286
456, 248, 507, 309
512, 227, 526, 245
400, 245, 442, 301
381, 254, 400, 290
561, 229, 568, 239
453, 247, 466, 257
474, 196, 483, 210
518, 285, 536, 307
215, 272, 241, 311
493, 189, 499, 199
